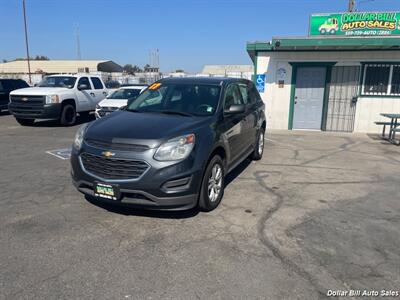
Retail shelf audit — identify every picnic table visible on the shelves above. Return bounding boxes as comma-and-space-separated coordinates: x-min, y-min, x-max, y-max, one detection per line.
378, 113, 400, 143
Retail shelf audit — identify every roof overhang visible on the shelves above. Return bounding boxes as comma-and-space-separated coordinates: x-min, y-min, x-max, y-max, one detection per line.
247, 36, 400, 62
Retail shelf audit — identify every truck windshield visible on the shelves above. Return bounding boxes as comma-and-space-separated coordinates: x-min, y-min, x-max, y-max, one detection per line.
127, 83, 221, 117
38, 76, 76, 88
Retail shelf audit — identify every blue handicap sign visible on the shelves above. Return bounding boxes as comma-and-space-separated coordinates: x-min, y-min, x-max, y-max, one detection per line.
256, 74, 265, 93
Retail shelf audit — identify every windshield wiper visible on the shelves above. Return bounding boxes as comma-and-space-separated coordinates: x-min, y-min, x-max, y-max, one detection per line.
158, 111, 193, 117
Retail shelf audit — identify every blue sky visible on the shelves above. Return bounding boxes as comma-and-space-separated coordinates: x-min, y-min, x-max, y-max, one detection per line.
1, 0, 399, 72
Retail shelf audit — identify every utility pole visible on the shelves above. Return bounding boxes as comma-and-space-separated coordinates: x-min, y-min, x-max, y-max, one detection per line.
75, 23, 81, 60
348, 0, 355, 12
22, 0, 32, 84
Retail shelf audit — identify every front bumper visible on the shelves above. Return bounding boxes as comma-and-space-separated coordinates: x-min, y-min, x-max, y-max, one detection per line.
9, 102, 61, 119
72, 178, 198, 210
70, 146, 203, 211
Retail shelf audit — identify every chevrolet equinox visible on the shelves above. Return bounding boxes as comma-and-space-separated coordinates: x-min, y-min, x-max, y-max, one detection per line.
71, 77, 266, 211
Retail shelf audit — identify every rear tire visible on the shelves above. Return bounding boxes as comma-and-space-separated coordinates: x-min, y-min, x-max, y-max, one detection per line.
16, 118, 35, 126
251, 128, 265, 160
198, 155, 225, 212
60, 104, 76, 126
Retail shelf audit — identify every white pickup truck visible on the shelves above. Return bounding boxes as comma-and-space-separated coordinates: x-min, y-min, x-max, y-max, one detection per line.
9, 74, 108, 126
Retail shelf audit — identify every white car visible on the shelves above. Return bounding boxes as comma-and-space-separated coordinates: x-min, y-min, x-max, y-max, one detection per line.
9, 74, 108, 126
95, 85, 147, 119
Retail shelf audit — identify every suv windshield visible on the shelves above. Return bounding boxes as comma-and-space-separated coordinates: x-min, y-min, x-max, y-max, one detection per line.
38, 76, 76, 88
127, 83, 221, 116
109, 88, 141, 100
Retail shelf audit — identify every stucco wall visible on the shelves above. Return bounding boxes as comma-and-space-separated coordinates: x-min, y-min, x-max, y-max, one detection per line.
256, 50, 400, 133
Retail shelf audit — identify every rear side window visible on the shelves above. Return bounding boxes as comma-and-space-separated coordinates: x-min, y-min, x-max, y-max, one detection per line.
248, 82, 262, 103
91, 77, 104, 90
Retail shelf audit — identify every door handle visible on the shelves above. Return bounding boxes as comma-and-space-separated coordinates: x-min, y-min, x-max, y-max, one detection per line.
102, 91, 107, 95
90, 92, 95, 97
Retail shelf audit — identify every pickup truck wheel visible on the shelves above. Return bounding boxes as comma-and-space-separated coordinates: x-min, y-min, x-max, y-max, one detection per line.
251, 128, 265, 160
198, 155, 225, 212
60, 104, 76, 126
16, 118, 35, 126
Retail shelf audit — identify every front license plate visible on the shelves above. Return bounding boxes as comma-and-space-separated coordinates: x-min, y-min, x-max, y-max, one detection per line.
94, 183, 119, 200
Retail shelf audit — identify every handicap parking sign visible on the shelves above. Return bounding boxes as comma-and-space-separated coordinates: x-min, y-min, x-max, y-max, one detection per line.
256, 74, 265, 93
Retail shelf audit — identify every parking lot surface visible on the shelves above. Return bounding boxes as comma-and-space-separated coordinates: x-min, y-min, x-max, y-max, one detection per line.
1, 113, 400, 299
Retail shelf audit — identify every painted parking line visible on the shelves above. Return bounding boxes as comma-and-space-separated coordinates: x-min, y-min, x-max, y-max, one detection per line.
46, 148, 72, 160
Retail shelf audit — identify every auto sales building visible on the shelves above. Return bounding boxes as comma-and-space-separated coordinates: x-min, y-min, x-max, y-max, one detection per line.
247, 12, 400, 133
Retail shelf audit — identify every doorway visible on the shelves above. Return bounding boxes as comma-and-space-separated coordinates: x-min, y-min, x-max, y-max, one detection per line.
292, 67, 327, 130
325, 66, 360, 132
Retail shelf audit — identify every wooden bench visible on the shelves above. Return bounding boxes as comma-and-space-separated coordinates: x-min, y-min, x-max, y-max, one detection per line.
375, 121, 393, 137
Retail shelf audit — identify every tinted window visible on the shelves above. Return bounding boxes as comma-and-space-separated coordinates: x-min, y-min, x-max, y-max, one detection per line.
249, 82, 262, 103
16, 80, 29, 89
1, 80, 14, 91
78, 77, 91, 90
238, 83, 252, 104
38, 76, 76, 88
224, 84, 243, 110
128, 83, 221, 116
91, 77, 104, 90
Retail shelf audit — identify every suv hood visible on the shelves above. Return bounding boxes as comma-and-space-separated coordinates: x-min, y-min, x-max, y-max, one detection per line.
85, 110, 210, 148
10, 87, 69, 95
98, 98, 127, 108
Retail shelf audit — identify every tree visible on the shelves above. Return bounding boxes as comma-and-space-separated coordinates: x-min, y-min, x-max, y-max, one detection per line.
123, 64, 142, 74
2, 59, 7, 63
34, 55, 49, 60
175, 69, 185, 73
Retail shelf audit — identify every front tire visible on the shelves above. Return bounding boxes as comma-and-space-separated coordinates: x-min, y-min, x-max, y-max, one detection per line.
198, 155, 225, 212
16, 118, 35, 126
60, 104, 76, 126
251, 128, 265, 160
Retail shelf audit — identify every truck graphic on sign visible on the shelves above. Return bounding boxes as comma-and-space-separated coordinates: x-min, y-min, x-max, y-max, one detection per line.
319, 18, 339, 35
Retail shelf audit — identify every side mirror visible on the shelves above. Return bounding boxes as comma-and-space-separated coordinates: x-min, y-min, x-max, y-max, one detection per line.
78, 84, 88, 90
127, 96, 137, 106
224, 104, 246, 115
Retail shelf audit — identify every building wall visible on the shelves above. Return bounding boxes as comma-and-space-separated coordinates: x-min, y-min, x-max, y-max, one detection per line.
256, 50, 400, 133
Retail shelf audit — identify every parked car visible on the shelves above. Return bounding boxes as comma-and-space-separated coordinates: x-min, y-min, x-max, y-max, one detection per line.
0, 79, 29, 111
9, 74, 108, 126
71, 77, 266, 211
95, 85, 147, 119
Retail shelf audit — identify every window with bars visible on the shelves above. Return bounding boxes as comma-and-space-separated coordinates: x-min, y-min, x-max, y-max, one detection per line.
362, 64, 400, 96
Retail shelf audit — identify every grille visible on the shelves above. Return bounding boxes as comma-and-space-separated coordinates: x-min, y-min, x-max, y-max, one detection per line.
84, 139, 150, 152
97, 107, 118, 117
80, 152, 149, 180
9, 95, 45, 116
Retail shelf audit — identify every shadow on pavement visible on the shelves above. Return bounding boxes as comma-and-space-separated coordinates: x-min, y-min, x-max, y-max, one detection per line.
85, 195, 200, 219
32, 113, 96, 127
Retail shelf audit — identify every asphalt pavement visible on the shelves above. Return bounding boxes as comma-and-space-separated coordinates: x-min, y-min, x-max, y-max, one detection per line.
1, 112, 399, 299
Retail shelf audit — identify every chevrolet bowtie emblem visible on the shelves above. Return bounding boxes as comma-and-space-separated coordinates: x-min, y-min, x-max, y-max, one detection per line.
21, 97, 28, 101
102, 151, 115, 158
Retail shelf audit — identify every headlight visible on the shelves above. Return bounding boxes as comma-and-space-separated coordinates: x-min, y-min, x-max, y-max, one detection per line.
73, 124, 88, 150
154, 134, 195, 161
46, 94, 59, 104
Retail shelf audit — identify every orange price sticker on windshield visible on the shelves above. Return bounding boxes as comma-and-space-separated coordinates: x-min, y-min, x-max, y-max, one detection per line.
149, 83, 161, 90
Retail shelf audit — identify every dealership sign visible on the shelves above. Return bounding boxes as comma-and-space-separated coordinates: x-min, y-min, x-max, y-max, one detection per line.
310, 12, 400, 36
